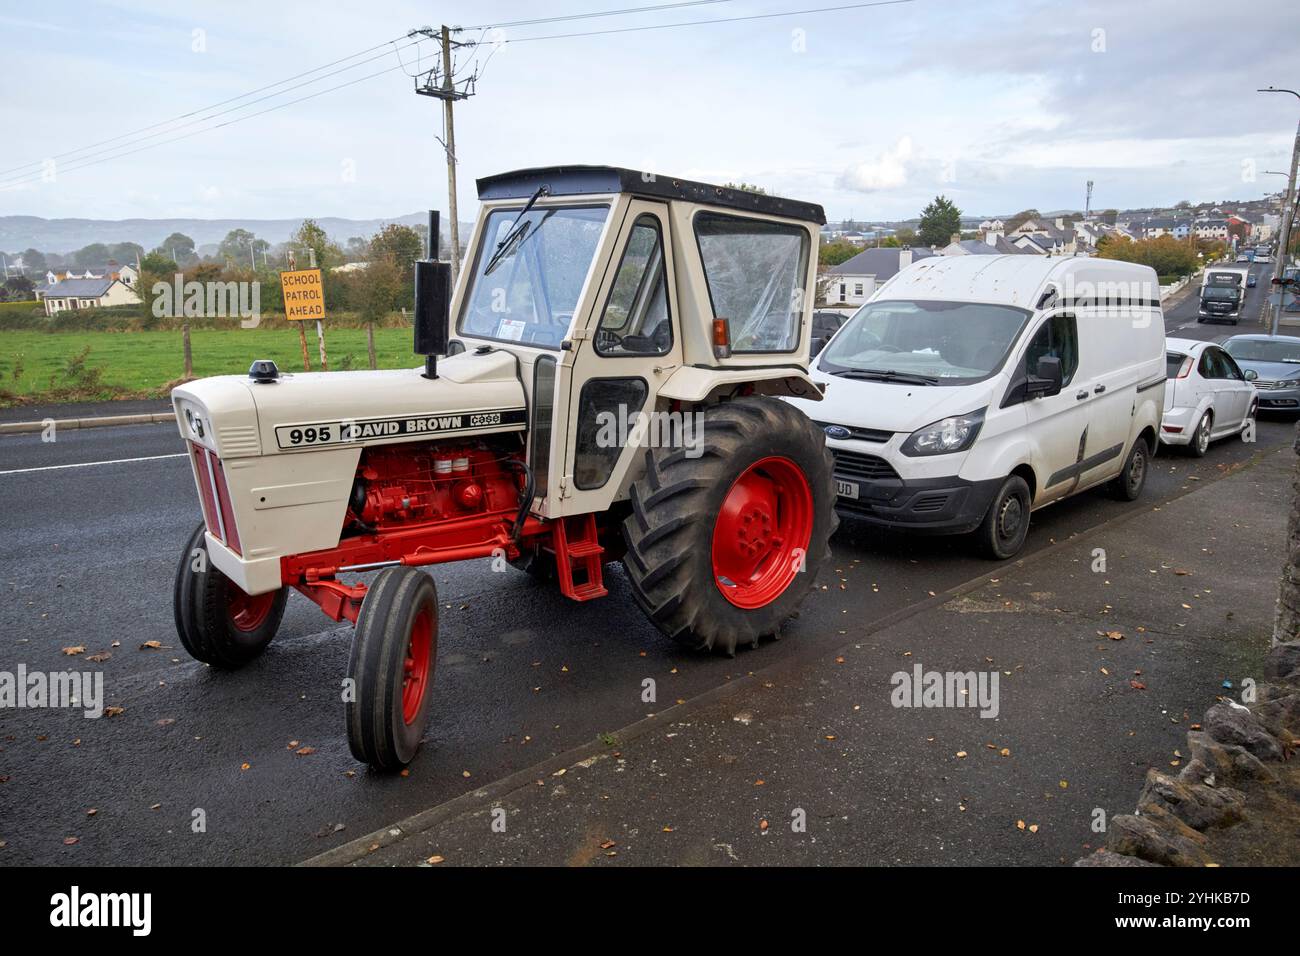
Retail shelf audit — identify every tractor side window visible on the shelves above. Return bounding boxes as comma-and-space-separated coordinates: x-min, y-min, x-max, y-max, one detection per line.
596, 215, 672, 356
694, 212, 809, 353
573, 377, 648, 490
1024, 312, 1078, 386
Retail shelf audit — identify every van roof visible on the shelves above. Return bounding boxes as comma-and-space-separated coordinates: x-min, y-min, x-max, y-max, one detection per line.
876, 255, 1160, 311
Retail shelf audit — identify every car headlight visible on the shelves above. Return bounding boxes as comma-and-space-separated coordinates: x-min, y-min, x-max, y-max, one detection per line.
900, 408, 986, 457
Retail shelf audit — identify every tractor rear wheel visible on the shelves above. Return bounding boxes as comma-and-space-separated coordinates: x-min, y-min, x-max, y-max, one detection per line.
173, 522, 287, 668
346, 566, 438, 770
622, 397, 836, 655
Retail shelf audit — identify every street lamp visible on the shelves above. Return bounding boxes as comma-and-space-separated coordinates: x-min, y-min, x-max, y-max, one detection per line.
1258, 87, 1300, 334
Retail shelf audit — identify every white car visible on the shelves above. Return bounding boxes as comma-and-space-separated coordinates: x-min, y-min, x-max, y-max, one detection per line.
1160, 338, 1257, 456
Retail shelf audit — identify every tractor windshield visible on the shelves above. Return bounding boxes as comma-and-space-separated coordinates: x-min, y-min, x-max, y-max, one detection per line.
458, 204, 609, 348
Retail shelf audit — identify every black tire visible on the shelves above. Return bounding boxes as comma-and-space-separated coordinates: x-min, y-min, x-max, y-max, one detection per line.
346, 567, 438, 770
173, 521, 287, 668
1188, 411, 1212, 458
621, 396, 837, 656
974, 475, 1032, 560
1107, 435, 1150, 501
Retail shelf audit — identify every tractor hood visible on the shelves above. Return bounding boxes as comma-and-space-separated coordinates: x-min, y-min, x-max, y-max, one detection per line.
172, 349, 528, 460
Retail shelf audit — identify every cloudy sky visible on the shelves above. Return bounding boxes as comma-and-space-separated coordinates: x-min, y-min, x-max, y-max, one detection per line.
2, 0, 1297, 224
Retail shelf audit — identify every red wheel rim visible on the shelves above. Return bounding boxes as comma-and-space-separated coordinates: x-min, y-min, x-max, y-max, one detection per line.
226, 585, 276, 633
401, 608, 434, 725
711, 456, 814, 609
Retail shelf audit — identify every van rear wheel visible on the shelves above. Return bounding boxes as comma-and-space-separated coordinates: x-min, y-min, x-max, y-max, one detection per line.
975, 475, 1031, 560
1107, 437, 1150, 501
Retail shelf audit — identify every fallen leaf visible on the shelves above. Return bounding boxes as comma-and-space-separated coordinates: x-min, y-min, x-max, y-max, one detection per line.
999, 748, 1011, 757
240, 762, 251, 770
1130, 680, 1147, 691
426, 855, 444, 864
87, 652, 111, 663
1028, 824, 1039, 833
62, 646, 85, 656
63, 836, 79, 845
1016, 820, 1026, 830
139, 641, 163, 650
104, 706, 124, 718
759, 819, 769, 831
85, 808, 97, 816
956, 751, 968, 758
295, 746, 316, 756
599, 840, 616, 850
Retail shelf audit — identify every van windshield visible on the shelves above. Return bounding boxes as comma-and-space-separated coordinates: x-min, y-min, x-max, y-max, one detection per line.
819, 299, 1032, 384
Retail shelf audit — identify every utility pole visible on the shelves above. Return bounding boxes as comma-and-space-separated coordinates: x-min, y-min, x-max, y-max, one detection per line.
1259, 87, 1300, 335
412, 25, 477, 287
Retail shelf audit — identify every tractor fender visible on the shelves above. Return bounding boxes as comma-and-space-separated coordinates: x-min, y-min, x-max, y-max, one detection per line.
656, 365, 823, 404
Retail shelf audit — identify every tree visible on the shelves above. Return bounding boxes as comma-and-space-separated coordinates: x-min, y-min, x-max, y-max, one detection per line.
292, 218, 342, 269
1004, 208, 1040, 233
918, 195, 962, 248
218, 229, 258, 266
70, 243, 110, 271
107, 241, 144, 265
1096, 234, 1197, 278
20, 248, 47, 273
345, 236, 370, 260
723, 182, 768, 195
1099, 209, 1119, 227
818, 239, 860, 267
369, 224, 423, 276
157, 232, 196, 264
894, 227, 918, 248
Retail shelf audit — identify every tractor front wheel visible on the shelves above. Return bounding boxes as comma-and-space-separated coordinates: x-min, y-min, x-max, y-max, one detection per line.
173, 522, 287, 668
622, 397, 836, 655
346, 566, 438, 771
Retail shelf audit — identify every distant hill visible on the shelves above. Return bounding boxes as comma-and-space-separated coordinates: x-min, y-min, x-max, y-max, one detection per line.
0, 213, 473, 255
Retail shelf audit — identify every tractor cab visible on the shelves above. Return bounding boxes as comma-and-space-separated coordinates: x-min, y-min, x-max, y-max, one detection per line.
425, 166, 827, 519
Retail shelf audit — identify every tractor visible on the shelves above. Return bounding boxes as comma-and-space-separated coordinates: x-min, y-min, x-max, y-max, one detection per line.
170, 165, 837, 770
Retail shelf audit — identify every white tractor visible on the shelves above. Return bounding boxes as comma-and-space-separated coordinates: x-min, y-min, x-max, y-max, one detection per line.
171, 165, 837, 769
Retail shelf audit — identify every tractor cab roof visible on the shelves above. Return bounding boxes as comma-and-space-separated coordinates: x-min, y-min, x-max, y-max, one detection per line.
476, 165, 826, 225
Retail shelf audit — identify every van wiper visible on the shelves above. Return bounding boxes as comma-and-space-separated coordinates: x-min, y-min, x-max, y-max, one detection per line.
831, 368, 940, 385
483, 185, 550, 277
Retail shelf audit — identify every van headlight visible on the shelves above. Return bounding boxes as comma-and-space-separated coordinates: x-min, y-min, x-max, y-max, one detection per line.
901, 408, 985, 456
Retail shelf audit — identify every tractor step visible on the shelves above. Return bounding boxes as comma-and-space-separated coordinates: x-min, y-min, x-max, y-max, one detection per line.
549, 514, 608, 601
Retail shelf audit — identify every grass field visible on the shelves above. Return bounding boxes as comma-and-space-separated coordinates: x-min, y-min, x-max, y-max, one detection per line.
0, 327, 422, 405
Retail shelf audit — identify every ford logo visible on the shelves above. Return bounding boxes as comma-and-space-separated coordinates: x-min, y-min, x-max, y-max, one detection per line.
824, 425, 851, 440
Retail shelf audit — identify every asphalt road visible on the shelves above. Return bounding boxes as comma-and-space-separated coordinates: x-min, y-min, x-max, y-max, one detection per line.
0, 260, 1291, 866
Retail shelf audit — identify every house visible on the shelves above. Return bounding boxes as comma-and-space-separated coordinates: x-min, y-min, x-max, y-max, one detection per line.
941, 235, 1031, 257
1009, 217, 1078, 255
1193, 218, 1229, 240
42, 277, 141, 316
823, 247, 936, 307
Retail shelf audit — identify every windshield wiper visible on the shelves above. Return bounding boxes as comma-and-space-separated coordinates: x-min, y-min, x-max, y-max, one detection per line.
483, 185, 550, 276
830, 368, 941, 385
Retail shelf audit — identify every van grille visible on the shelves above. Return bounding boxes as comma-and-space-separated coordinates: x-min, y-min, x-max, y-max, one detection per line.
832, 450, 900, 482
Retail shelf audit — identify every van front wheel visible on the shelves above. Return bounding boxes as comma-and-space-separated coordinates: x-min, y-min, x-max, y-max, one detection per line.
974, 475, 1031, 560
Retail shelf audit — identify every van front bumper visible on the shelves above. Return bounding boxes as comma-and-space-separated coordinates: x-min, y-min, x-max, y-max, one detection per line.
833, 471, 1002, 534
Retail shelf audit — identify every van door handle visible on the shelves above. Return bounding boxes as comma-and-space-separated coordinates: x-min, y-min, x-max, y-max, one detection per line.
1094, 384, 1106, 394
1076, 390, 1089, 400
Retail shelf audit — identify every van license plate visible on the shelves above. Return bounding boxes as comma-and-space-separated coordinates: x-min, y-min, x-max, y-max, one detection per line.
835, 479, 859, 500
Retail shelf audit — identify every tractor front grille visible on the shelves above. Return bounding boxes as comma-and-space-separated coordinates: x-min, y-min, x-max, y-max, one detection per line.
190, 442, 242, 556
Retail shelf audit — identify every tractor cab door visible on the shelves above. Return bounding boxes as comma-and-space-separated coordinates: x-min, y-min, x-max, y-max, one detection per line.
555, 198, 682, 515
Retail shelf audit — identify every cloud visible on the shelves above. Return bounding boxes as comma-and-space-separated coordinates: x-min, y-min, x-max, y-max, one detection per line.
839, 136, 914, 192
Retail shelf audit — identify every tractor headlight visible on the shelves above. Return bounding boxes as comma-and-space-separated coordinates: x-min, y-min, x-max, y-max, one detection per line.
900, 408, 986, 457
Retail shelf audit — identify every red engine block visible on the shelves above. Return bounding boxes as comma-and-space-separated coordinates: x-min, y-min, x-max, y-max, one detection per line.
349, 443, 522, 530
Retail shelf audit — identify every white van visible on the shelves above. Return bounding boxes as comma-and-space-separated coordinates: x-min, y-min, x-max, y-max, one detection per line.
791, 256, 1166, 558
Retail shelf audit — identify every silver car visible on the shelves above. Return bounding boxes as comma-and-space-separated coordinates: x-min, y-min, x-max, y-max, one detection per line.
1223, 334, 1300, 412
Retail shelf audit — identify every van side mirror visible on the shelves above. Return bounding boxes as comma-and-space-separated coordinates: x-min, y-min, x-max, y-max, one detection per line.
414, 258, 451, 379
1026, 355, 1063, 398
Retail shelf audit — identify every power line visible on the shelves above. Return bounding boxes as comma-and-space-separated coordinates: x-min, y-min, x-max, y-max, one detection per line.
459, 0, 737, 31
0, 61, 417, 192
495, 0, 914, 43
0, 37, 432, 191
0, 32, 418, 178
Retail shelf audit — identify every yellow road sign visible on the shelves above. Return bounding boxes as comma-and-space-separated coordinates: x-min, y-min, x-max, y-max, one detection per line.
280, 268, 326, 321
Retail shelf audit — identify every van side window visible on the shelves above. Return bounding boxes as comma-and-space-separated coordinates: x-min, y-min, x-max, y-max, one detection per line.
1024, 313, 1078, 385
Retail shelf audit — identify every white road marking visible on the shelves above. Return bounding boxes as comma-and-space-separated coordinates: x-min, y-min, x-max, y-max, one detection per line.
0, 452, 187, 476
